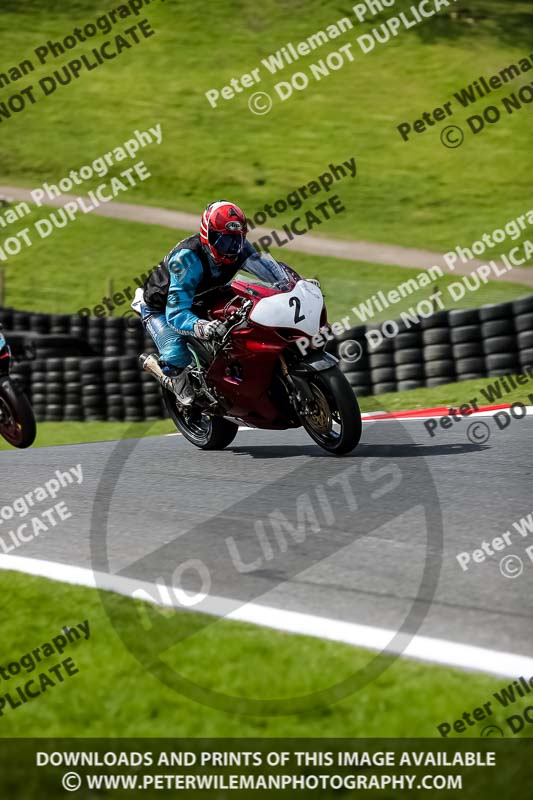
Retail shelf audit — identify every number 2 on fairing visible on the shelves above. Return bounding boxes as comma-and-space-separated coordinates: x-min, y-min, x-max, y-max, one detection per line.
289, 296, 306, 323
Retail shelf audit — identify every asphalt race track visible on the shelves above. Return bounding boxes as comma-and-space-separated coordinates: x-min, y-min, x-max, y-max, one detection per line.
1, 416, 532, 671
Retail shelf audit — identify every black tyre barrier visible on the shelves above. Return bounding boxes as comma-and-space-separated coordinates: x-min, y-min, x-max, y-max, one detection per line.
372, 381, 396, 394
394, 348, 423, 366
8, 349, 165, 422
397, 379, 424, 391
421, 327, 450, 345
394, 332, 421, 349
1, 294, 533, 416
420, 310, 449, 329
486, 353, 519, 369
371, 367, 396, 383
481, 318, 515, 337
369, 352, 394, 368
518, 330, 533, 349
448, 308, 480, 326
333, 294, 533, 396
513, 296, 533, 315
483, 335, 517, 355
366, 333, 393, 353
396, 364, 424, 380
515, 313, 533, 332
424, 360, 456, 379
450, 325, 481, 343
452, 342, 483, 358
455, 356, 486, 374
426, 377, 452, 387
519, 348, 533, 366
479, 302, 513, 321
423, 344, 452, 360
457, 373, 486, 381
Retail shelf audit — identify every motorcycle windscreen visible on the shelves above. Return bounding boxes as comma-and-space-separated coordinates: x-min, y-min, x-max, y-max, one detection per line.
249, 279, 323, 336
236, 252, 293, 290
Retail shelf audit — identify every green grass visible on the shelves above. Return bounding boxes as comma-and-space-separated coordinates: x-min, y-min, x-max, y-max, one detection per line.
361, 373, 533, 413
1, 209, 531, 321
2, 373, 531, 451
0, 569, 530, 738
0, 419, 173, 451
0, 0, 531, 256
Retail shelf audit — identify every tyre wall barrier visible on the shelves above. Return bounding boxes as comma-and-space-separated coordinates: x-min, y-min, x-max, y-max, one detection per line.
1, 296, 533, 421
0, 307, 154, 358
0, 308, 160, 422
8, 355, 165, 423
336, 295, 533, 396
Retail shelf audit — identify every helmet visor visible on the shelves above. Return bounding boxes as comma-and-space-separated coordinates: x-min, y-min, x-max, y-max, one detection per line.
208, 230, 244, 257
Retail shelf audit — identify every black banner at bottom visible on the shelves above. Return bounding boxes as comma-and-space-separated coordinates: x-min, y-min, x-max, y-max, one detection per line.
0, 738, 531, 798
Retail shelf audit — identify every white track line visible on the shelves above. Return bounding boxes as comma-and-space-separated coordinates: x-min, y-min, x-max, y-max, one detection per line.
1, 554, 532, 679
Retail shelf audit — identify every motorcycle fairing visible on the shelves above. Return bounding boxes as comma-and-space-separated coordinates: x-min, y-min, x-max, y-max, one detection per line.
248, 280, 323, 337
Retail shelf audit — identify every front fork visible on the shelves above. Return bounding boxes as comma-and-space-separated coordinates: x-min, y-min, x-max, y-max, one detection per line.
279, 355, 316, 416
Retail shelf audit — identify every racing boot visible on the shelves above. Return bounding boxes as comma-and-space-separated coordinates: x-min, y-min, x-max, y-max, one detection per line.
140, 354, 195, 406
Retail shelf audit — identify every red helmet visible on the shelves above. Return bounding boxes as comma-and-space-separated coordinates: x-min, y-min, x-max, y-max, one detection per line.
200, 201, 248, 264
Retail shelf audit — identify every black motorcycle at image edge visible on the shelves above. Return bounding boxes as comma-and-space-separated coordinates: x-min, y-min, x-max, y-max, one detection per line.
0, 326, 36, 448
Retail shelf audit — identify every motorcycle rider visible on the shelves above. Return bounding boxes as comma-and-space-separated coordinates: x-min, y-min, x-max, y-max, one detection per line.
137, 201, 255, 405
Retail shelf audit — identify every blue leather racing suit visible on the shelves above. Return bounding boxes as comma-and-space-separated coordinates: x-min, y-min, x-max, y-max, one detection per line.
141, 236, 254, 368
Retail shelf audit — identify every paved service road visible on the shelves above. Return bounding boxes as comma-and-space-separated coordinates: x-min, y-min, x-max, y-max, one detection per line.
1, 417, 532, 663
2, 184, 533, 284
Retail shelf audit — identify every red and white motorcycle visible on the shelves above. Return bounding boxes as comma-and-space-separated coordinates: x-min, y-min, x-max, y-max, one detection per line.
139, 252, 361, 455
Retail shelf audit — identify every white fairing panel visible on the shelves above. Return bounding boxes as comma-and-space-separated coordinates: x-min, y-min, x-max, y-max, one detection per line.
249, 280, 323, 336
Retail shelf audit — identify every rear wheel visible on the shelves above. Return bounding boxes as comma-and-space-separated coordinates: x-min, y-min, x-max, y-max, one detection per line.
299, 367, 361, 455
0, 379, 37, 449
163, 388, 238, 450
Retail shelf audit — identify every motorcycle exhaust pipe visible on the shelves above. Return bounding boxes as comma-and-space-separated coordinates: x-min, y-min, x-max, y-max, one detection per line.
140, 354, 171, 389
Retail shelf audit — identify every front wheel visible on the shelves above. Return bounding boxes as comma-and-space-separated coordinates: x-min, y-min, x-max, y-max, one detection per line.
0, 378, 37, 449
163, 388, 238, 450
299, 367, 361, 455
